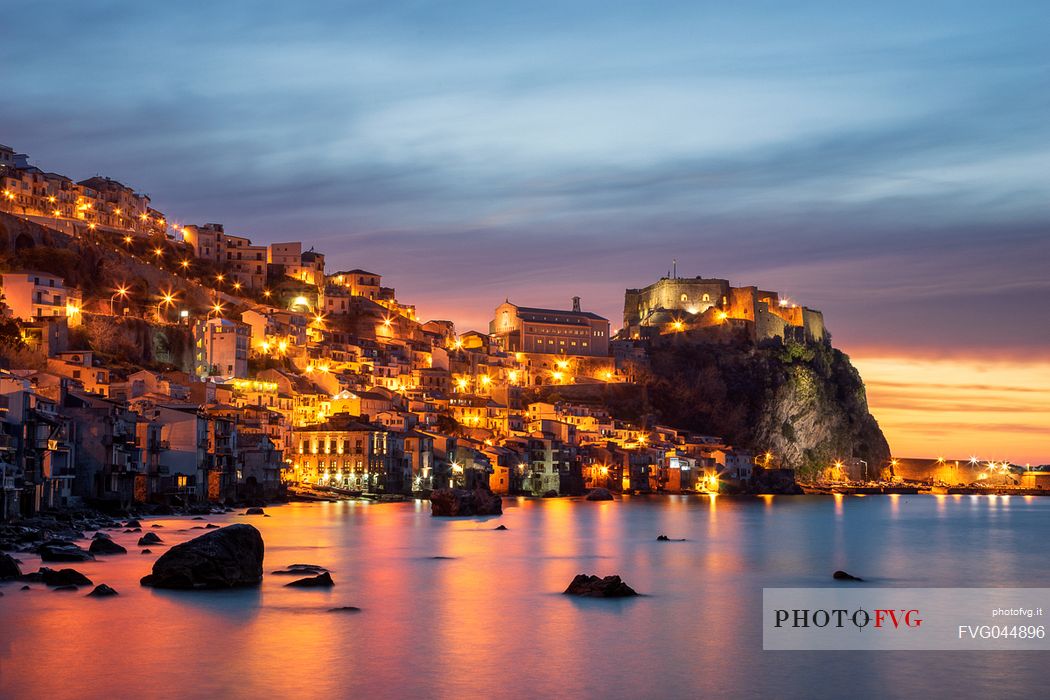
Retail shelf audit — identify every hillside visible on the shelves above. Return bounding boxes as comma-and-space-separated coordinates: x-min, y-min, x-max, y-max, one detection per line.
637, 337, 891, 479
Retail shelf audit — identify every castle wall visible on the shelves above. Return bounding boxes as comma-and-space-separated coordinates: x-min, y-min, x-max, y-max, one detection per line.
624, 277, 729, 332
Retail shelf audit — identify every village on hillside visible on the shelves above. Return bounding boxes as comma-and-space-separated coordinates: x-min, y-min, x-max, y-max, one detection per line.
1, 143, 833, 519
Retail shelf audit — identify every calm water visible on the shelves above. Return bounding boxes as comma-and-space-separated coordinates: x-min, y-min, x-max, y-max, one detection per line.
2, 495, 1048, 700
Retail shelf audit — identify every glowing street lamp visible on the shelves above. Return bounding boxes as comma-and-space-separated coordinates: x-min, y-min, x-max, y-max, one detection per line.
110, 285, 129, 315
208, 302, 225, 319
156, 291, 177, 321
717, 310, 729, 322
672, 319, 684, 332
179, 259, 191, 270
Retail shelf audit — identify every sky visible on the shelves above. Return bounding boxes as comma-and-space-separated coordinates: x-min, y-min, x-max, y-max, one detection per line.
3, 1, 1048, 462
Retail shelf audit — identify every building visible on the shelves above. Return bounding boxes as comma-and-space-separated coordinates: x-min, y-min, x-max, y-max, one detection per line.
490, 298, 610, 357
330, 269, 381, 300
181, 223, 227, 263
194, 317, 250, 379
623, 274, 825, 343
268, 242, 325, 286
1, 271, 82, 326
291, 414, 407, 494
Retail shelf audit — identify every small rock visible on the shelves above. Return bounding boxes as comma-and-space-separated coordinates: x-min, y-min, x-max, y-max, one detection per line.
91, 532, 112, 540
38, 541, 95, 563
40, 567, 93, 587
285, 571, 335, 588
657, 535, 670, 541
124, 528, 141, 533
151, 524, 165, 528
141, 549, 152, 554
125, 519, 141, 528
53, 585, 79, 592
205, 524, 219, 529
138, 532, 162, 546
564, 574, 638, 598
89, 538, 128, 555
271, 564, 327, 576
585, 488, 614, 501
833, 570, 863, 582
494, 524, 508, 530
87, 584, 119, 597
245, 507, 265, 515
20, 585, 30, 590
430, 488, 502, 516
328, 606, 361, 613
192, 517, 205, 520
0, 552, 21, 580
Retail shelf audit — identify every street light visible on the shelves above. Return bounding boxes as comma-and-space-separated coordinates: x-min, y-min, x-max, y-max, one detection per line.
110, 285, 129, 315
156, 291, 177, 322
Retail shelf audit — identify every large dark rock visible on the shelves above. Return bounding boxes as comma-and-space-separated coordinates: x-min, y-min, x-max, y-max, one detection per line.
140, 524, 264, 590
285, 571, 334, 588
88, 584, 119, 597
40, 567, 93, 587
564, 574, 638, 598
244, 507, 265, 515
429, 488, 502, 516
0, 552, 21, 580
585, 488, 614, 501
89, 538, 128, 555
125, 519, 141, 528
38, 540, 95, 563
137, 532, 163, 546
833, 570, 863, 582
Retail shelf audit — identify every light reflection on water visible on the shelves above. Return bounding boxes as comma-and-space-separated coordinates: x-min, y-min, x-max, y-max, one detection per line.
1, 495, 1048, 700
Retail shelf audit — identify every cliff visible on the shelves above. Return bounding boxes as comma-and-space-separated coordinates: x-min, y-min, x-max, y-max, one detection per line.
637, 337, 890, 479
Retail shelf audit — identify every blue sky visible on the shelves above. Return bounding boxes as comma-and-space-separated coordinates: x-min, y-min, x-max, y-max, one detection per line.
4, 1, 1049, 355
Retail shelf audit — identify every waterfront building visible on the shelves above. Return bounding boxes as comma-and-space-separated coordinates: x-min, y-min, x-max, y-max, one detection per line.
292, 414, 407, 493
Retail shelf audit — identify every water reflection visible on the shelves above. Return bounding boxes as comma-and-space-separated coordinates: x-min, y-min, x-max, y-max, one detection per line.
1, 496, 1048, 699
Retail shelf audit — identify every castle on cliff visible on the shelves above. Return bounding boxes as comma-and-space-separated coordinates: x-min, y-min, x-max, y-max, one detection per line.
622, 273, 825, 344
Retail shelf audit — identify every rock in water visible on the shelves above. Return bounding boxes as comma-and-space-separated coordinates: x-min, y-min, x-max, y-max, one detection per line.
585, 488, 614, 501
833, 570, 863, 582
564, 574, 638, 598
140, 524, 264, 590
0, 552, 21, 580
429, 488, 502, 516
53, 585, 79, 592
244, 507, 265, 515
271, 564, 327, 576
89, 538, 128, 555
38, 541, 95, 563
137, 532, 162, 546
40, 567, 93, 587
328, 606, 361, 613
204, 524, 219, 529
125, 519, 141, 528
141, 549, 152, 554
88, 584, 118, 597
656, 535, 670, 541
493, 525, 508, 531
285, 571, 334, 588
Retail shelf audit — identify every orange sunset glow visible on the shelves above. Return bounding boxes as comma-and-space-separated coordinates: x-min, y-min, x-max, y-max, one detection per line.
853, 353, 1050, 466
